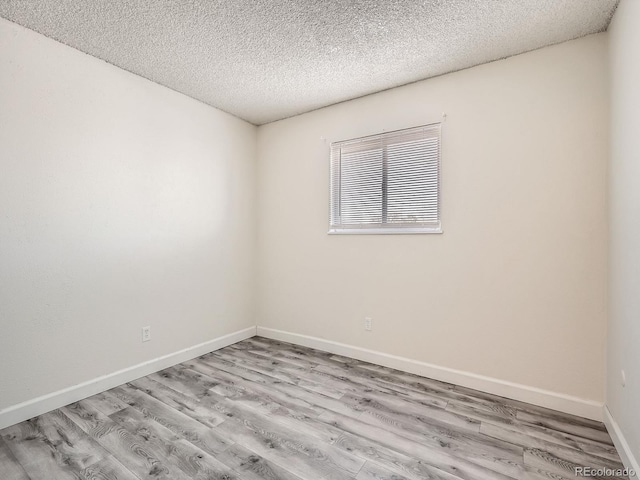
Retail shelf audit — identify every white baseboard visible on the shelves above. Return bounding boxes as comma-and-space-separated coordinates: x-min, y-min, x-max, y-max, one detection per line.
256, 327, 604, 421
0, 326, 256, 430
603, 406, 640, 478
0, 324, 606, 431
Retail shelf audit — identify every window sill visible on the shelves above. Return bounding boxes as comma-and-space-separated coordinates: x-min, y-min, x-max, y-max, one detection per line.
328, 227, 443, 235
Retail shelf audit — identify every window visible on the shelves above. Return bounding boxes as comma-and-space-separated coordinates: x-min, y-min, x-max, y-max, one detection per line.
329, 124, 441, 234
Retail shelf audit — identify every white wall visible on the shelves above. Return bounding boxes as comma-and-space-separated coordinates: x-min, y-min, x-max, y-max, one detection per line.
0, 18, 257, 411
257, 34, 609, 408
607, 0, 640, 466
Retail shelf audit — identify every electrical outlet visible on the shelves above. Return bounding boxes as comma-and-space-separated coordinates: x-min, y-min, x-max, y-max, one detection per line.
142, 326, 151, 342
621, 370, 626, 387
364, 317, 373, 331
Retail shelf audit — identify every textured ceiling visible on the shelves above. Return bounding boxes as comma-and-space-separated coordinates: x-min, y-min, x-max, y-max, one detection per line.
0, 1, 618, 125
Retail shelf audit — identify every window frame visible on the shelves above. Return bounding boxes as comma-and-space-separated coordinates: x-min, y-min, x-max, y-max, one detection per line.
328, 123, 442, 235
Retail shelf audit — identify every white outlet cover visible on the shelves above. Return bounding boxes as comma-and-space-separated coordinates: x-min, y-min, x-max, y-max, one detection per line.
621, 370, 626, 387
142, 326, 151, 342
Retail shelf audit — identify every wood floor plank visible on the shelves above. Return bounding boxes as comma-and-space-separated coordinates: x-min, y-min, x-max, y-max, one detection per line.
196, 354, 362, 416
80, 455, 140, 480
480, 421, 623, 465
147, 366, 219, 401
216, 444, 305, 480
109, 406, 240, 480
63, 400, 122, 440
454, 385, 608, 432
129, 376, 228, 428
198, 353, 277, 385
515, 411, 613, 445
321, 352, 457, 394
229, 343, 323, 370
258, 400, 465, 480
314, 355, 488, 412
1, 410, 108, 480
186, 358, 326, 417
62, 399, 189, 480
210, 349, 344, 399
83, 391, 129, 417
0, 337, 625, 480
312, 362, 449, 401
331, 430, 463, 480
318, 411, 520, 480
356, 461, 412, 480
522, 464, 575, 480
341, 391, 480, 434
209, 395, 366, 478
214, 418, 358, 480
523, 448, 627, 480
108, 384, 232, 456
452, 401, 620, 461
2, 410, 138, 480
220, 347, 420, 403
312, 361, 523, 431
0, 437, 30, 480
244, 338, 341, 368
347, 404, 526, 476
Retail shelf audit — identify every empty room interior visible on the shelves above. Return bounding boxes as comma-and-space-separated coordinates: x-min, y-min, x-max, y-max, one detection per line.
0, 1, 638, 479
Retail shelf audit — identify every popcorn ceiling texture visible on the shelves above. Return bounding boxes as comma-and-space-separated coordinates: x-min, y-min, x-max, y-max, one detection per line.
0, 0, 618, 125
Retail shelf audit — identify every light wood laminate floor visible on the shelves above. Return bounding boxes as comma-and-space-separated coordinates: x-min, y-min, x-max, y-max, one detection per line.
0, 337, 626, 480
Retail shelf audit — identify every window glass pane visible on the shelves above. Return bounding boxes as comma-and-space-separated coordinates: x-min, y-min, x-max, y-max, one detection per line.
340, 148, 383, 225
386, 137, 439, 224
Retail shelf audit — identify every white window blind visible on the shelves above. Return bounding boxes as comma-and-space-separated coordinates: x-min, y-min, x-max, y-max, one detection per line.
330, 124, 441, 234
